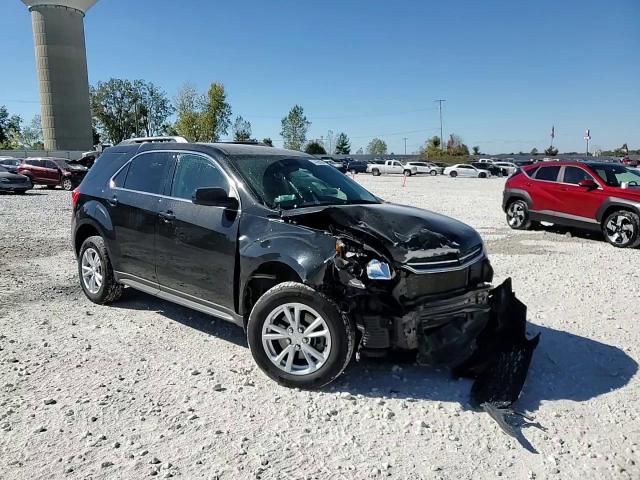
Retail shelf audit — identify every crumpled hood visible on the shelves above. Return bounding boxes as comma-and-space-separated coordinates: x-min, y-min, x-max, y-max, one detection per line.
283, 203, 483, 264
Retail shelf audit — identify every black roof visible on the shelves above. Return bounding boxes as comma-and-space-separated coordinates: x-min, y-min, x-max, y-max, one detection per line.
109, 142, 309, 159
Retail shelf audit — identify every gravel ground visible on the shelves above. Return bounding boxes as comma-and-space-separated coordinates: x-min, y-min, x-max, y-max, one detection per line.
1, 176, 638, 480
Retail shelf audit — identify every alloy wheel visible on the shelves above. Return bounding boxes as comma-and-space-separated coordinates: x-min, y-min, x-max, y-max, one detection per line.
507, 202, 526, 227
261, 302, 332, 376
605, 215, 634, 245
62, 178, 73, 190
81, 247, 103, 294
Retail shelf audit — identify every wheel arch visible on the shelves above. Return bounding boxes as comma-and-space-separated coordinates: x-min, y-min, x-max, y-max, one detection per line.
502, 188, 532, 212
596, 198, 640, 224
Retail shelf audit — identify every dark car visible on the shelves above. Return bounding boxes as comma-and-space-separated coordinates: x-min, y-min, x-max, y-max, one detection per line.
71, 142, 536, 396
471, 162, 506, 177
0, 165, 33, 194
18, 157, 88, 190
344, 159, 368, 174
504, 161, 640, 248
0, 157, 22, 174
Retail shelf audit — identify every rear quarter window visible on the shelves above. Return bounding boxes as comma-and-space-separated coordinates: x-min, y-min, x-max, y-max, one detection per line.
81, 151, 132, 189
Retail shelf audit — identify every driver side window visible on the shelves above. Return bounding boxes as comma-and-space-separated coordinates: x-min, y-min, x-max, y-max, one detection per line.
170, 153, 228, 200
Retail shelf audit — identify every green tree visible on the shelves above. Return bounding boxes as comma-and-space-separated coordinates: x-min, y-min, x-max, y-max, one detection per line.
280, 105, 310, 150
530, 147, 538, 156
335, 132, 351, 154
16, 115, 43, 149
366, 137, 387, 155
304, 140, 326, 155
262, 137, 273, 147
200, 82, 232, 142
472, 145, 480, 155
132, 80, 174, 137
355, 147, 364, 154
446, 134, 469, 156
0, 106, 23, 148
232, 115, 252, 142
174, 82, 203, 141
544, 145, 559, 156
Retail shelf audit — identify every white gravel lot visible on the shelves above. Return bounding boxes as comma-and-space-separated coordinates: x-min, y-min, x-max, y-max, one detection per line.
1, 175, 638, 480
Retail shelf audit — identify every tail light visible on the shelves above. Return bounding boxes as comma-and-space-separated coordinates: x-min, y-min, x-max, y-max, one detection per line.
71, 187, 80, 209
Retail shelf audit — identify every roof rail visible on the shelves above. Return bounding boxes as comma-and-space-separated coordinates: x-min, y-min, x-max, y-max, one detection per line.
118, 136, 188, 145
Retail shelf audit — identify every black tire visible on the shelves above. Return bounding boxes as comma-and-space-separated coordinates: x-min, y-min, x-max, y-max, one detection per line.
506, 199, 532, 230
247, 282, 355, 389
430, 170, 437, 176
61, 177, 74, 191
403, 170, 412, 177
372, 169, 380, 176
602, 210, 640, 248
450, 171, 458, 178
78, 235, 123, 304
479, 172, 487, 178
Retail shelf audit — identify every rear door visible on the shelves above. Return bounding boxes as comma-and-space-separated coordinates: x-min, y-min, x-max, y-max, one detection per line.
556, 166, 605, 222
109, 151, 176, 284
155, 152, 239, 310
529, 165, 562, 212
43, 160, 60, 185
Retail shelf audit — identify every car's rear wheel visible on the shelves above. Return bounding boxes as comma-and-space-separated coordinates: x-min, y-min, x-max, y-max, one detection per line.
450, 171, 458, 178
403, 170, 412, 177
602, 210, 640, 248
506, 199, 533, 230
479, 172, 487, 178
78, 235, 123, 304
430, 170, 437, 176
61, 178, 74, 191
372, 169, 380, 176
247, 282, 355, 389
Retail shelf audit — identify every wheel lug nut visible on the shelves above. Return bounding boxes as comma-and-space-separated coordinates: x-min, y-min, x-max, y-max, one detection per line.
295, 345, 301, 351
287, 327, 294, 334
298, 328, 304, 333
302, 338, 309, 344
286, 339, 292, 345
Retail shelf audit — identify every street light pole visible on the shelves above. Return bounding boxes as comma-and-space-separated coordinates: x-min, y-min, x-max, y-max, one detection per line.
403, 137, 407, 155
435, 99, 446, 150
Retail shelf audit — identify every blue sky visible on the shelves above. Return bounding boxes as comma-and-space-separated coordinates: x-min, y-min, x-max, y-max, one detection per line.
1, 0, 639, 154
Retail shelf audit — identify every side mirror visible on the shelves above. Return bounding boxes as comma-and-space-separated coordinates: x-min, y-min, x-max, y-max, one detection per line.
578, 179, 598, 190
192, 187, 239, 209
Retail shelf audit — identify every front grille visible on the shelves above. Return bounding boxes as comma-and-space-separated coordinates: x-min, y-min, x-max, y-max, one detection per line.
403, 244, 483, 274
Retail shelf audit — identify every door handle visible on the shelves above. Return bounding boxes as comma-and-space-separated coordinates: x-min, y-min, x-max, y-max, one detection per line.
158, 210, 175, 223
107, 195, 118, 207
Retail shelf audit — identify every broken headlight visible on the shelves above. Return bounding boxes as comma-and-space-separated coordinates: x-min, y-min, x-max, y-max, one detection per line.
366, 259, 393, 280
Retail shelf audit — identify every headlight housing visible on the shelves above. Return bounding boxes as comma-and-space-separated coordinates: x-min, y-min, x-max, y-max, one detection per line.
366, 259, 393, 280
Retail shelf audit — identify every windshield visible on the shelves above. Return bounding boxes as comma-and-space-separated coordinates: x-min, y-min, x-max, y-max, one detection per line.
230, 155, 380, 210
53, 159, 70, 169
589, 164, 640, 187
1, 159, 20, 166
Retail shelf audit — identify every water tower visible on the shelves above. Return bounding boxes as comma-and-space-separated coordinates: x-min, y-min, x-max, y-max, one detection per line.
22, 0, 97, 150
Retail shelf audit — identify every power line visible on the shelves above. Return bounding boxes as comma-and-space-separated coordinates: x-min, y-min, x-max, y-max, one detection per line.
434, 99, 446, 150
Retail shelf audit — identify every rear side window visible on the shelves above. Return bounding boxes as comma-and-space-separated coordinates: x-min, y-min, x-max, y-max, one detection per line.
123, 152, 176, 194
534, 166, 560, 181
26, 159, 41, 167
563, 166, 595, 185
170, 153, 228, 200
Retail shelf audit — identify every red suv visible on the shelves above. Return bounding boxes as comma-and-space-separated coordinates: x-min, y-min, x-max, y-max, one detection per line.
17, 157, 88, 190
503, 161, 640, 248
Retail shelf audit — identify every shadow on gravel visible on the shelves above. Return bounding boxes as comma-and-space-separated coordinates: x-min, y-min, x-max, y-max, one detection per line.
112, 287, 247, 347
534, 223, 605, 243
333, 322, 638, 452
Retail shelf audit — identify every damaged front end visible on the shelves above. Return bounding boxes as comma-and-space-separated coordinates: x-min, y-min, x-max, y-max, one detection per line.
283, 204, 539, 414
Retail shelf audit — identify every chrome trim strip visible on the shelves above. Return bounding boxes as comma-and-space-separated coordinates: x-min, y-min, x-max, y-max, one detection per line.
407, 246, 482, 268
402, 254, 486, 274
108, 149, 242, 210
118, 275, 236, 323
529, 209, 599, 224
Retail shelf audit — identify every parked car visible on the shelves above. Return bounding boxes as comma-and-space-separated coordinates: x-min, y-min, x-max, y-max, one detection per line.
17, 157, 88, 190
621, 157, 639, 168
470, 162, 505, 177
344, 159, 368, 174
71, 142, 538, 392
514, 159, 536, 167
0, 165, 33, 194
367, 160, 417, 176
317, 155, 347, 173
444, 164, 491, 178
477, 158, 496, 164
492, 161, 518, 176
0, 157, 23, 174
503, 161, 640, 248
405, 161, 439, 176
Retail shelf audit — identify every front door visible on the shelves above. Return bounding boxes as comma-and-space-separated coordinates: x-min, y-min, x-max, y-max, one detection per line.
556, 166, 605, 222
42, 160, 60, 185
155, 152, 239, 310
109, 151, 177, 284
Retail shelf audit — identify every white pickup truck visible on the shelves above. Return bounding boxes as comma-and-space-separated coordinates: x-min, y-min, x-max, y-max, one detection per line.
367, 160, 417, 176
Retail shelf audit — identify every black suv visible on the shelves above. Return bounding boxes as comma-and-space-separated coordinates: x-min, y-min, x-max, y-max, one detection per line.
72, 142, 534, 391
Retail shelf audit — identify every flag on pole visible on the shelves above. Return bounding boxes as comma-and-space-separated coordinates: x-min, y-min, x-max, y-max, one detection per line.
550, 126, 555, 139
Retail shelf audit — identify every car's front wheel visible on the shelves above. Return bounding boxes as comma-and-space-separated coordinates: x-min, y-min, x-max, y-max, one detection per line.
371, 168, 380, 176
61, 177, 74, 191
247, 282, 355, 389
403, 170, 412, 177
602, 210, 640, 248
506, 199, 533, 230
430, 170, 437, 176
450, 171, 458, 178
78, 235, 123, 304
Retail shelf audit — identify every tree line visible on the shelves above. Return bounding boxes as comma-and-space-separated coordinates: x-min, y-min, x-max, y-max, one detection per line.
0, 106, 43, 149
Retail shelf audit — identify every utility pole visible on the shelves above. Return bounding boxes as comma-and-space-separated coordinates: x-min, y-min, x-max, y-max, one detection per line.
403, 137, 407, 155
435, 99, 446, 150
584, 129, 591, 156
